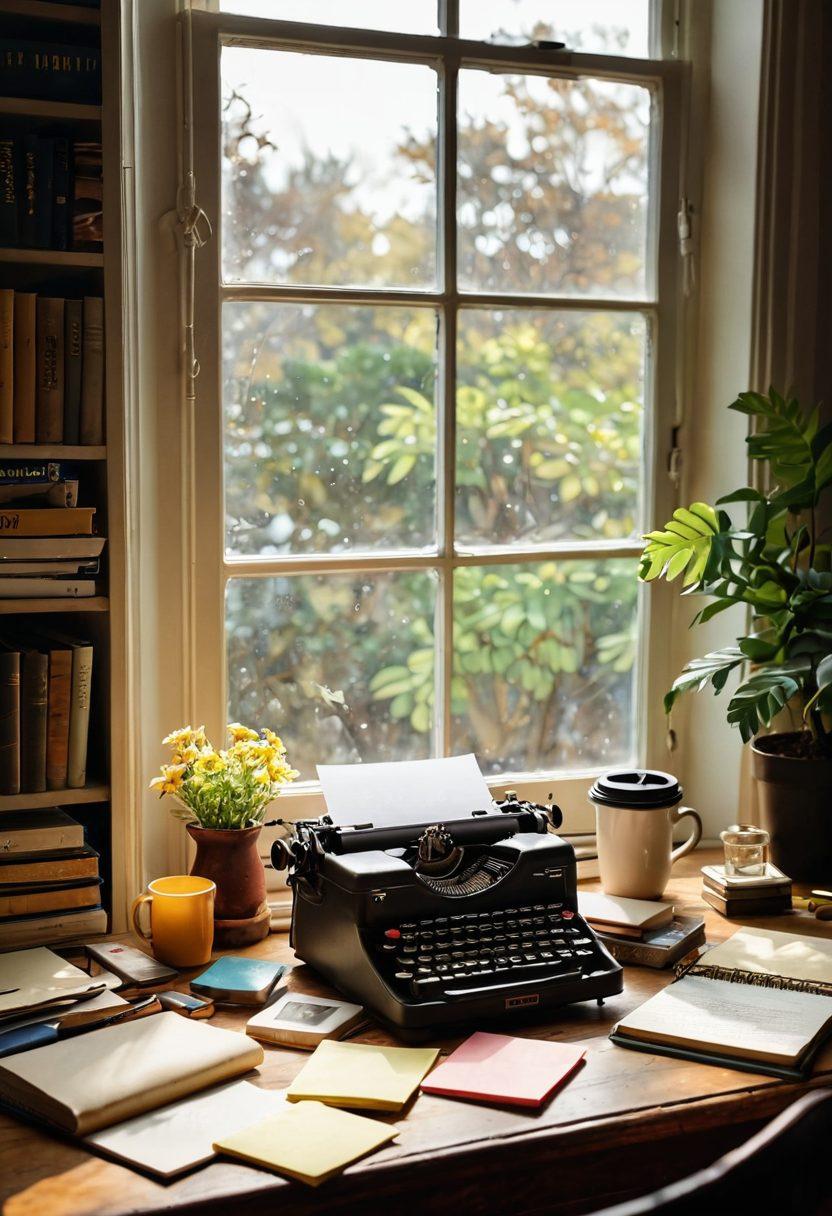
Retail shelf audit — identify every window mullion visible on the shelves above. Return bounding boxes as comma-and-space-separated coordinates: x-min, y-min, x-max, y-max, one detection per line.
437, 53, 458, 758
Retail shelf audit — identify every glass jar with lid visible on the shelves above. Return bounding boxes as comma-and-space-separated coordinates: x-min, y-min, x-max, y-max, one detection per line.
719, 824, 770, 876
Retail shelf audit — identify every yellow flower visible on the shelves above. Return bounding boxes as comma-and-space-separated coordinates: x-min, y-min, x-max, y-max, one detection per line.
228, 722, 258, 743
193, 751, 227, 775
172, 743, 200, 765
149, 763, 188, 795
252, 766, 271, 786
261, 728, 285, 751
162, 725, 196, 750
268, 758, 298, 784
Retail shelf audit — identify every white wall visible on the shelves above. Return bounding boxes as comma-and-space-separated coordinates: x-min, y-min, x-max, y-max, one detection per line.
674, 0, 765, 836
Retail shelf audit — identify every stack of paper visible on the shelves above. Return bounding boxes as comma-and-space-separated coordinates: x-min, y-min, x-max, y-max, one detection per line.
420, 1031, 586, 1107
286, 1040, 439, 1112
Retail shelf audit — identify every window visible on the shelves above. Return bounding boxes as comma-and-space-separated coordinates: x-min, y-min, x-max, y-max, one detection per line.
189, 3, 685, 817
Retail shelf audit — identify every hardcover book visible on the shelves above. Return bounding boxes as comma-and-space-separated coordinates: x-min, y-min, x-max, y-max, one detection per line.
0, 42, 102, 105
0, 289, 12, 445
35, 298, 64, 443
13, 294, 36, 444
0, 134, 17, 247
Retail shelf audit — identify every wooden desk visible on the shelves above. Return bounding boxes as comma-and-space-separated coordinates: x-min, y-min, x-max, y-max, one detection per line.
2, 848, 831, 1216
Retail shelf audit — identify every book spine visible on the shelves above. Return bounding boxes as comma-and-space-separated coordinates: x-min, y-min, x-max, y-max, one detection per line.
52, 137, 70, 251
79, 297, 103, 444
19, 135, 37, 249
0, 882, 101, 919
0, 288, 12, 444
0, 134, 17, 247
63, 299, 82, 443
20, 649, 47, 793
12, 293, 36, 443
0, 852, 98, 885
0, 905, 107, 950
0, 459, 69, 484
0, 578, 94, 598
0, 507, 95, 536
34, 138, 54, 250
35, 297, 64, 442
46, 648, 71, 790
0, 42, 102, 105
0, 648, 19, 795
66, 643, 92, 788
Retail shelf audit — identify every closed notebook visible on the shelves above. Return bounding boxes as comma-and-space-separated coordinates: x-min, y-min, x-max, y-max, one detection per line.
0, 946, 104, 1022
286, 1039, 438, 1112
0, 1011, 264, 1135
578, 892, 673, 937
420, 1031, 586, 1108
214, 1099, 397, 1187
191, 956, 288, 1005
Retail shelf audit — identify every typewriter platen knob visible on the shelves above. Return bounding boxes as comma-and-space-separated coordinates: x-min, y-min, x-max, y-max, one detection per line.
271, 838, 293, 871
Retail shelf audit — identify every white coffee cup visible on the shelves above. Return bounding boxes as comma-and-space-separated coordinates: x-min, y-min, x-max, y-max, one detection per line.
588, 770, 702, 900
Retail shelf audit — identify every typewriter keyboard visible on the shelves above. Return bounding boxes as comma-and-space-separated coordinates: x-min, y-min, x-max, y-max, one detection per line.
372, 904, 610, 1001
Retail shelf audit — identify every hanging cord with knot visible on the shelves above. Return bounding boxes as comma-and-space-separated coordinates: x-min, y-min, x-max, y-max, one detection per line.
177, 169, 212, 404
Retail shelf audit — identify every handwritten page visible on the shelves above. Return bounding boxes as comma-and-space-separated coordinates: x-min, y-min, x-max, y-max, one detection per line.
317, 754, 493, 828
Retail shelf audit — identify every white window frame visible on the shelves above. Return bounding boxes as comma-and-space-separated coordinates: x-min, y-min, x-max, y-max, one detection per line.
185, 3, 690, 846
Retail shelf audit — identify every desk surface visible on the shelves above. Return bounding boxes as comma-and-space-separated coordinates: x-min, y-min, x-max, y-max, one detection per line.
2, 848, 832, 1216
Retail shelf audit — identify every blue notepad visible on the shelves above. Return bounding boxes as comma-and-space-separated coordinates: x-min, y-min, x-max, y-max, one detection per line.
190, 957, 289, 1006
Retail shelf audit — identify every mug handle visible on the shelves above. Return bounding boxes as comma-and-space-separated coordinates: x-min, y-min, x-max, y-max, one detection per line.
670, 805, 702, 864
131, 893, 153, 945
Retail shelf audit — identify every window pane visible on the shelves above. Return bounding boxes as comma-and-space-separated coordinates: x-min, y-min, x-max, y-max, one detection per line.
224, 303, 437, 556
457, 70, 651, 297
460, 0, 651, 57
221, 48, 437, 288
227, 571, 438, 779
456, 309, 646, 546
215, 1, 437, 34
452, 559, 638, 774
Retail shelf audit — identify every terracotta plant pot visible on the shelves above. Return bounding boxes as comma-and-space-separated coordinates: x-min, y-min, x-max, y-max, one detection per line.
752, 733, 832, 883
187, 823, 266, 921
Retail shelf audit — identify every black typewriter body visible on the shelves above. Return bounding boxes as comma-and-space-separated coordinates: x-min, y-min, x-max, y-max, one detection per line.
273, 797, 622, 1036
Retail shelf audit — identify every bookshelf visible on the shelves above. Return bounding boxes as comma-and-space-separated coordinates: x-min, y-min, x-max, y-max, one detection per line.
0, 0, 131, 939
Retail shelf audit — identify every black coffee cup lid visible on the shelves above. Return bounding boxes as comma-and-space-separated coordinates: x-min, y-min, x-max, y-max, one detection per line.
589, 769, 683, 810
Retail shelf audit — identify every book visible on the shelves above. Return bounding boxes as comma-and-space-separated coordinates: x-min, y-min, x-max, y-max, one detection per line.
0, 1011, 264, 1135
578, 892, 674, 939
63, 299, 83, 444
286, 1039, 439, 1112
701, 889, 792, 918
0, 134, 17, 247
0, 460, 77, 485
0, 644, 19, 795
52, 138, 70, 251
611, 928, 832, 1079
20, 646, 47, 793
701, 863, 791, 896
88, 1079, 285, 1179
0, 479, 77, 508
597, 915, 706, 970
46, 645, 71, 789
0, 809, 83, 853
420, 1031, 586, 1108
246, 991, 365, 1049
12, 294, 36, 443
0, 42, 102, 105
0, 508, 95, 536
0, 578, 95, 598
0, 561, 97, 576
19, 135, 37, 249
0, 946, 105, 1023
0, 289, 12, 444
33, 138, 53, 250
79, 297, 103, 444
0, 536, 104, 559
213, 1099, 397, 1188
35, 298, 64, 442
0, 904, 106, 950
72, 144, 102, 251
190, 956, 289, 1006
0, 846, 99, 886
66, 636, 92, 787
0, 878, 103, 920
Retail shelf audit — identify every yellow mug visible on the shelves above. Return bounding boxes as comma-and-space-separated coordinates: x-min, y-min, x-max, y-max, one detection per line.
131, 875, 215, 968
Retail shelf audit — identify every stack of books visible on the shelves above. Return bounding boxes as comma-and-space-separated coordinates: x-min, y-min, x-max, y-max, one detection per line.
0, 808, 106, 949
579, 891, 706, 969
0, 460, 103, 598
701, 863, 792, 917
0, 628, 93, 793
0, 134, 103, 253
0, 293, 105, 445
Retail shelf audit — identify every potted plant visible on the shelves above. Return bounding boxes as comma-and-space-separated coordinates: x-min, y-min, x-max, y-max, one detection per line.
150, 723, 298, 942
640, 388, 831, 881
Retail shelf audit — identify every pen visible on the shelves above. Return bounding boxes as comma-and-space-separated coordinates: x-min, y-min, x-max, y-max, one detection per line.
0, 995, 161, 1058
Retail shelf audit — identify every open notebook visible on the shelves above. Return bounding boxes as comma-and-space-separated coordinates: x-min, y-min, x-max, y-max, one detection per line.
611, 927, 832, 1080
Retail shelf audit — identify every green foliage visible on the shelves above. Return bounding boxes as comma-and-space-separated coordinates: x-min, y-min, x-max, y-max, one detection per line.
641, 388, 832, 753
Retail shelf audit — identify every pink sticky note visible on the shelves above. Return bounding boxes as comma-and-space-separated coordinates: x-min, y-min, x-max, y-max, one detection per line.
420, 1031, 586, 1108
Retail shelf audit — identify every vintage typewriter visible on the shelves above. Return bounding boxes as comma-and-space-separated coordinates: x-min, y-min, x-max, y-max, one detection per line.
272, 791, 622, 1035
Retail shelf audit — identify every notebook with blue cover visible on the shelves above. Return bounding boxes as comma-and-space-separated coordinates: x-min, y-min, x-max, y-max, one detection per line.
190, 957, 289, 1006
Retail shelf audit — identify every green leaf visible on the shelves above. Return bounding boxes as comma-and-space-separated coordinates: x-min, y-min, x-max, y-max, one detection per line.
387, 454, 417, 484
729, 388, 818, 499
640, 501, 724, 587
727, 663, 808, 742
664, 646, 744, 716
716, 487, 765, 505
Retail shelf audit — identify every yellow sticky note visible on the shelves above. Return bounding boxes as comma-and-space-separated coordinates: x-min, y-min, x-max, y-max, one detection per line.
213, 1100, 396, 1186
286, 1040, 439, 1112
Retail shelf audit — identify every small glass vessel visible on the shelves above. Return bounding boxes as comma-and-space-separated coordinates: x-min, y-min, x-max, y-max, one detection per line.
719, 823, 770, 876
